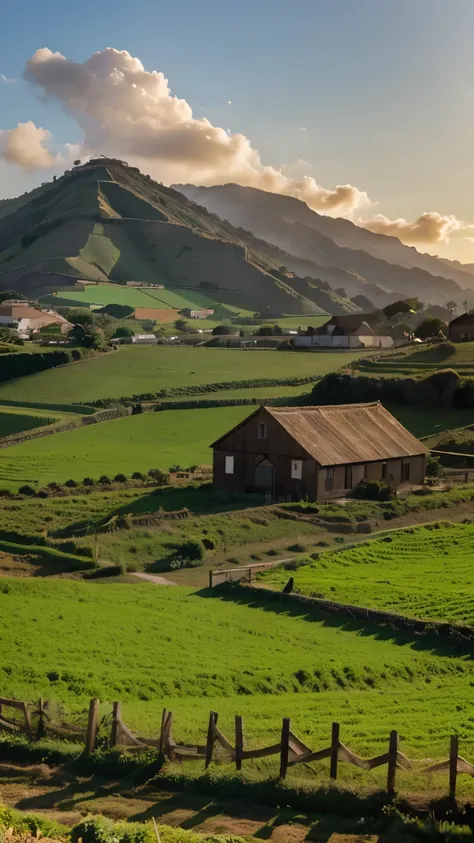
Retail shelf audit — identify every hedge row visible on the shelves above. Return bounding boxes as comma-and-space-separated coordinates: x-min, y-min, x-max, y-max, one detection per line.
0, 398, 95, 414
0, 529, 94, 558
153, 394, 309, 411
0, 539, 95, 570
0, 349, 86, 384
311, 369, 474, 410
85, 375, 318, 408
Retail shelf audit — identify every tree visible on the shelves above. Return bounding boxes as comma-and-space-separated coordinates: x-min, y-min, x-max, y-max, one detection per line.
415, 317, 447, 340
383, 299, 421, 321
212, 324, 233, 335
66, 308, 93, 327
73, 159, 82, 166
0, 290, 26, 304
174, 319, 189, 332
256, 324, 274, 336
112, 325, 134, 339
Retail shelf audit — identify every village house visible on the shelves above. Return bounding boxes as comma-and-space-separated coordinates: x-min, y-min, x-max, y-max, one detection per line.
212, 402, 427, 501
449, 312, 474, 342
295, 314, 394, 349
0, 303, 72, 338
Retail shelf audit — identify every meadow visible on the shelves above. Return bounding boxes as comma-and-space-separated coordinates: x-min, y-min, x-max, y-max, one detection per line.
3, 577, 474, 795
0, 346, 368, 405
55, 283, 228, 313
355, 341, 474, 378
0, 406, 253, 489
260, 521, 474, 625
0, 409, 57, 437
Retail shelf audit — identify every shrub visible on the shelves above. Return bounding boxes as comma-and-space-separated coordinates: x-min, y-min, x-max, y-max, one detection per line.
287, 543, 306, 553
36, 489, 49, 498
99, 475, 112, 485
65, 479, 78, 488
131, 471, 144, 480
18, 485, 36, 496
47, 481, 62, 492
173, 538, 205, 562
350, 479, 395, 502
148, 468, 168, 483
114, 473, 127, 483
83, 477, 95, 486
426, 454, 445, 480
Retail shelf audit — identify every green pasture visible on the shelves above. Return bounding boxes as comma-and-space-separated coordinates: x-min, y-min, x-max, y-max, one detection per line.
260, 522, 474, 625
355, 341, 474, 378
0, 408, 59, 438
55, 282, 242, 316
0, 346, 368, 405
3, 578, 474, 790
0, 406, 252, 489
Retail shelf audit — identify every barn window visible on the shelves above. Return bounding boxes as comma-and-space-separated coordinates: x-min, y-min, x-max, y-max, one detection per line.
225, 456, 234, 475
403, 461, 411, 482
258, 423, 267, 439
381, 462, 387, 480
291, 459, 302, 479
325, 466, 334, 491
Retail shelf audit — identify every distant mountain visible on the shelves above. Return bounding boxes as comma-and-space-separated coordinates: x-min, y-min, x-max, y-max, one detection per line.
0, 161, 361, 316
176, 184, 474, 307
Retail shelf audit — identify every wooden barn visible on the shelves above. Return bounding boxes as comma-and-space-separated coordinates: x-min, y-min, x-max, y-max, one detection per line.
211, 402, 428, 501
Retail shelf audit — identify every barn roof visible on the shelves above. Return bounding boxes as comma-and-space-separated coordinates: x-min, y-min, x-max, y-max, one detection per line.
265, 403, 428, 466
450, 312, 474, 326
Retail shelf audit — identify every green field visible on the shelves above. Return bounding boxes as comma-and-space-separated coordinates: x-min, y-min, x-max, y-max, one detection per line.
0, 408, 57, 437
356, 341, 474, 378
3, 577, 474, 781
0, 406, 252, 488
55, 283, 227, 312
0, 346, 369, 405
260, 522, 474, 625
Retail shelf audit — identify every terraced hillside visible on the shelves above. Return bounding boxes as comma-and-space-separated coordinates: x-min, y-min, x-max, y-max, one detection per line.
259, 521, 474, 625
0, 160, 355, 316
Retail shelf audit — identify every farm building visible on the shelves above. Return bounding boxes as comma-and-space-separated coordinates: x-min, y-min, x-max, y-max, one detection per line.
212, 402, 428, 501
0, 303, 72, 337
295, 315, 394, 349
449, 312, 474, 342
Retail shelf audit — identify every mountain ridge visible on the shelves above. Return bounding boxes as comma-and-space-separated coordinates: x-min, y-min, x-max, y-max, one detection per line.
176, 183, 474, 307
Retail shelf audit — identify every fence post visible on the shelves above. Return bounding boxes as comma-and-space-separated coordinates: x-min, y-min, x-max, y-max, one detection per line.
279, 717, 291, 780
205, 711, 218, 768
22, 702, 33, 741
235, 715, 244, 771
449, 735, 458, 800
330, 722, 340, 780
85, 698, 100, 756
111, 701, 120, 748
387, 730, 398, 794
159, 707, 168, 754
208, 570, 214, 589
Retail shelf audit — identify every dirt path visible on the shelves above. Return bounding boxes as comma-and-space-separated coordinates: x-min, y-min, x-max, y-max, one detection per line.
130, 572, 176, 585
0, 767, 399, 841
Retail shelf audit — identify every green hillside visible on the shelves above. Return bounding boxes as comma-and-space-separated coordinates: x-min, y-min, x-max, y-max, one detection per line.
0, 159, 357, 316
260, 522, 474, 625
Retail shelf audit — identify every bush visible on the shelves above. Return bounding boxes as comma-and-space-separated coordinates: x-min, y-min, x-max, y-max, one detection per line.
18, 485, 36, 496
287, 543, 307, 553
350, 479, 395, 502
83, 477, 95, 486
65, 479, 78, 488
131, 471, 144, 480
99, 475, 112, 485
426, 454, 445, 480
47, 481, 62, 492
114, 473, 127, 483
175, 538, 205, 562
148, 468, 168, 483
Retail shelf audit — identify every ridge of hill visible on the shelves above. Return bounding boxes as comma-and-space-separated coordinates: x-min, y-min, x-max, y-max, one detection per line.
176, 183, 474, 307
0, 162, 360, 317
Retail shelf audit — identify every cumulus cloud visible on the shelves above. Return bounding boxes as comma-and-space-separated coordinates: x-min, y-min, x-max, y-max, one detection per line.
358, 211, 474, 245
22, 46, 369, 214
0, 121, 59, 170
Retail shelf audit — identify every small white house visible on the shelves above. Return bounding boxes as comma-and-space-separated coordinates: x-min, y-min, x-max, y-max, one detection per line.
295, 315, 394, 349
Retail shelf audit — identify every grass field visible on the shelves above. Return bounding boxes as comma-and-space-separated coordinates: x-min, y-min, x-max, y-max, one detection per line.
0, 406, 252, 488
0, 346, 369, 405
259, 522, 474, 625
355, 341, 474, 378
3, 577, 474, 784
0, 409, 58, 437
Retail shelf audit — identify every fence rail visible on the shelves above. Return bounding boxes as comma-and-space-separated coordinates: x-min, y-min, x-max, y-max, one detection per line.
1, 694, 473, 798
209, 560, 284, 588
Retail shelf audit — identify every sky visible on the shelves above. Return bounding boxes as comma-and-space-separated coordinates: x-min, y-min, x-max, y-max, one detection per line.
1, 0, 474, 261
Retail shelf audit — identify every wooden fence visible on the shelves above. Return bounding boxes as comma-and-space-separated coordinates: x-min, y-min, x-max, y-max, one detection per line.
2, 695, 474, 798
209, 560, 283, 588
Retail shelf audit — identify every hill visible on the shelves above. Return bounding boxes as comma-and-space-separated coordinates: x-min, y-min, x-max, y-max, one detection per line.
177, 184, 474, 308
0, 160, 358, 317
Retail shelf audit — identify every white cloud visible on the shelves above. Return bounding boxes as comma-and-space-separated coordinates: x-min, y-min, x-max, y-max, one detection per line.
22, 46, 369, 214
0, 74, 16, 84
0, 121, 60, 170
358, 211, 474, 245
227, 100, 232, 105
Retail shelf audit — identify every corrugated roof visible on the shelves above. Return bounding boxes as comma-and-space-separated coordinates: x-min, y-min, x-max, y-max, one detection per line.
265, 402, 428, 466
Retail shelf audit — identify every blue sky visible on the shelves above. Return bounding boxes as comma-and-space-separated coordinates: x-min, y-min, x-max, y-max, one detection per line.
1, 0, 474, 260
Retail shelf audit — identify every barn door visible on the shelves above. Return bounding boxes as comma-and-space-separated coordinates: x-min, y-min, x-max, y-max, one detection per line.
345, 466, 353, 490
254, 458, 274, 493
